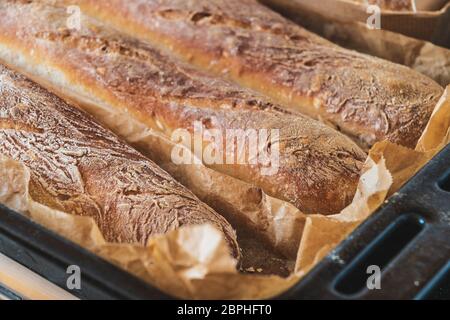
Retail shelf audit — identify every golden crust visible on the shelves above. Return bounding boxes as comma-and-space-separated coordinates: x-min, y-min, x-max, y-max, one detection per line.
0, 1, 366, 214
71, 0, 443, 148
0, 63, 240, 257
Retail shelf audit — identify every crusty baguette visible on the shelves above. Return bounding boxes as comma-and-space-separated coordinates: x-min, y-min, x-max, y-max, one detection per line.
352, 0, 416, 10
69, 0, 444, 148
0, 1, 367, 215
0, 63, 240, 257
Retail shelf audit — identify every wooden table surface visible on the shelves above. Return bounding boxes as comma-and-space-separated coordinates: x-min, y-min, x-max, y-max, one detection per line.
0, 253, 78, 300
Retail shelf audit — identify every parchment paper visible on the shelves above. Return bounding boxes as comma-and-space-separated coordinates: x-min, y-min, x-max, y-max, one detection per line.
277, 0, 450, 44
317, 21, 449, 86
71, 96, 307, 264
1, 80, 449, 298
295, 86, 450, 275
0, 156, 300, 299
350, 0, 449, 11
261, 0, 450, 86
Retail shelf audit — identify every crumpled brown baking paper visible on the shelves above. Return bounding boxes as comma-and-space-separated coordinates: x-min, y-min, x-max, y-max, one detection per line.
262, 0, 450, 45
69, 94, 307, 264
1, 85, 449, 299
0, 156, 301, 299
318, 22, 450, 86
261, 0, 450, 86
294, 86, 450, 275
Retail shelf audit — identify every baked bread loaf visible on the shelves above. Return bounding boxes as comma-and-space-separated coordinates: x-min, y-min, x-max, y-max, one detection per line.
0, 0, 367, 215
0, 63, 240, 257
69, 0, 444, 148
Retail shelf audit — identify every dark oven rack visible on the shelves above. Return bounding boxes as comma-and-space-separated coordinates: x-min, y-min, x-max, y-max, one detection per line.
0, 144, 449, 300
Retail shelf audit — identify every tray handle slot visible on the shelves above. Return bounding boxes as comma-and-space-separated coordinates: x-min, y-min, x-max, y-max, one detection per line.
415, 261, 450, 300
438, 170, 450, 192
333, 214, 426, 297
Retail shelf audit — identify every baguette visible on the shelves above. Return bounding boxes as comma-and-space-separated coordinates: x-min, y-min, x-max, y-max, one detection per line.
0, 1, 367, 215
0, 63, 240, 257
69, 0, 444, 148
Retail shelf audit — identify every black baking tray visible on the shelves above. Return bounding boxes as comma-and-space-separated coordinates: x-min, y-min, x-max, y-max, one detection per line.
0, 144, 449, 300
